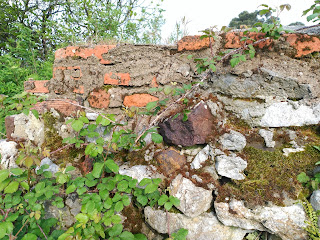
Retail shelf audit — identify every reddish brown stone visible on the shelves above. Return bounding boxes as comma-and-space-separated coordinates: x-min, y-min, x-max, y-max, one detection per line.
88, 89, 110, 109
158, 102, 216, 146
123, 94, 158, 107
79, 155, 94, 175
104, 72, 130, 85
177, 35, 210, 51
32, 100, 82, 116
155, 148, 187, 176
284, 33, 320, 57
5, 116, 15, 140
24, 80, 49, 93
55, 45, 116, 64
224, 32, 273, 49
150, 76, 159, 87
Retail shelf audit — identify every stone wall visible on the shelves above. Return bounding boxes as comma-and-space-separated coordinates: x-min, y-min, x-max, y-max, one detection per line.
3, 30, 320, 240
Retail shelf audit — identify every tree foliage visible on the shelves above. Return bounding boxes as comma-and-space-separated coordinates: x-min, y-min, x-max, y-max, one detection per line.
228, 10, 277, 29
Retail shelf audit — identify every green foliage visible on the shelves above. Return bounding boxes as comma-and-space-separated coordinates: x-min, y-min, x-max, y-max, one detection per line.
303, 1, 320, 23
0, 92, 45, 135
302, 201, 320, 239
169, 228, 189, 240
228, 10, 265, 29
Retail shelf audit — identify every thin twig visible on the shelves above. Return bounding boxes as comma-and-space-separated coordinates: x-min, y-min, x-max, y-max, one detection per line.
13, 219, 29, 239
49, 143, 73, 155
25, 210, 48, 240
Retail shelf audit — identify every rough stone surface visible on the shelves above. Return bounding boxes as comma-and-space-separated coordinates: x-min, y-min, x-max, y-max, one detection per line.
191, 145, 211, 169
259, 129, 276, 148
65, 194, 82, 217
215, 199, 307, 240
261, 102, 320, 127
0, 140, 18, 169
159, 102, 216, 146
6, 113, 45, 146
154, 148, 187, 175
215, 154, 247, 180
219, 130, 246, 151
144, 207, 249, 240
36, 157, 59, 175
170, 174, 213, 217
119, 164, 165, 183
310, 190, 320, 211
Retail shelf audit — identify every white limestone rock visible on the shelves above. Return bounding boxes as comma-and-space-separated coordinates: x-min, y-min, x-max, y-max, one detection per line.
0, 140, 18, 169
144, 206, 249, 240
36, 157, 59, 175
259, 129, 275, 148
219, 130, 246, 151
170, 174, 213, 218
119, 164, 165, 183
215, 154, 247, 180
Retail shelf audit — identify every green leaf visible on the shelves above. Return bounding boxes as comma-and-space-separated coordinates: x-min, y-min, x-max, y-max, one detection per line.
297, 172, 310, 183
151, 133, 163, 143
4, 181, 19, 193
105, 159, 119, 173
21, 233, 37, 240
31, 109, 39, 119
92, 162, 104, 178
10, 168, 24, 175
137, 195, 148, 206
119, 231, 135, 240
104, 197, 113, 209
20, 182, 29, 191
56, 173, 68, 184
114, 201, 124, 212
71, 119, 84, 132
76, 213, 89, 224
111, 215, 122, 224
66, 184, 76, 194
77, 186, 87, 195
117, 180, 129, 192
134, 233, 147, 240
171, 228, 188, 240
0, 170, 9, 183
109, 224, 123, 237
65, 166, 75, 173
163, 85, 172, 95
112, 193, 122, 202
22, 109, 29, 116
139, 178, 152, 187
145, 183, 158, 194
146, 101, 158, 111
164, 201, 173, 211
307, 13, 320, 21
158, 195, 168, 206
169, 196, 180, 206
99, 189, 109, 200
79, 116, 89, 124
122, 195, 131, 206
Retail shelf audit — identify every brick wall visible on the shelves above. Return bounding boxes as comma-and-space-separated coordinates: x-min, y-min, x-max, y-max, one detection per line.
24, 32, 320, 117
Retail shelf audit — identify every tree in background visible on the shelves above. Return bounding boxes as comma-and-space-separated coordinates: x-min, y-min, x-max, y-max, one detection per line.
228, 10, 278, 29
288, 22, 305, 26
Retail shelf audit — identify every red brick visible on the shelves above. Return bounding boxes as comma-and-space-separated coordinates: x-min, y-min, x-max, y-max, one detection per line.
24, 80, 49, 93
88, 89, 110, 109
32, 100, 82, 116
150, 76, 159, 87
284, 33, 320, 57
224, 32, 273, 49
55, 45, 116, 64
123, 94, 158, 107
104, 72, 130, 85
177, 35, 210, 51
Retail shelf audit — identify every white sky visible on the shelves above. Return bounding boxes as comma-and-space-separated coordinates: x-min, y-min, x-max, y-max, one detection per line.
160, 0, 315, 39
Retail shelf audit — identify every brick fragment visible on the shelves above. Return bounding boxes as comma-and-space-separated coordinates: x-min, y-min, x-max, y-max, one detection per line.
53, 66, 82, 80
123, 94, 158, 107
88, 89, 110, 109
32, 100, 82, 116
73, 85, 84, 94
150, 76, 159, 87
55, 45, 116, 64
24, 80, 49, 93
224, 32, 273, 49
284, 33, 320, 57
177, 35, 210, 51
104, 72, 130, 85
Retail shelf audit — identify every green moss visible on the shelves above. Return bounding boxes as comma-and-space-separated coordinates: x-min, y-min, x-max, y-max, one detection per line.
42, 112, 82, 165
217, 144, 320, 206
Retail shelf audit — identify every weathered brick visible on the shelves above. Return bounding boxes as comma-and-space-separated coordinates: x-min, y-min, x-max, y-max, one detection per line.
32, 100, 82, 116
88, 89, 110, 109
104, 72, 130, 85
224, 32, 273, 49
24, 80, 49, 93
284, 33, 320, 57
177, 35, 210, 51
150, 76, 159, 87
123, 94, 158, 107
55, 45, 116, 64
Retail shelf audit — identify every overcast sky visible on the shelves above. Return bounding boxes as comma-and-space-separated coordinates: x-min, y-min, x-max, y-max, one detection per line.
160, 0, 315, 40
